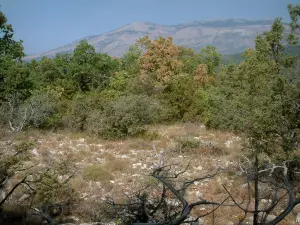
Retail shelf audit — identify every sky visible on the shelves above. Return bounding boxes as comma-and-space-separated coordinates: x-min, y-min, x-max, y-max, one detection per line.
1, 0, 299, 55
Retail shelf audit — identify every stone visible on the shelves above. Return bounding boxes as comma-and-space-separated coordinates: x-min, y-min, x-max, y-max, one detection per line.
195, 166, 203, 171
225, 140, 233, 148
31, 148, 39, 156
78, 138, 85, 143
196, 190, 203, 198
186, 216, 204, 225
132, 163, 142, 169
296, 213, 300, 223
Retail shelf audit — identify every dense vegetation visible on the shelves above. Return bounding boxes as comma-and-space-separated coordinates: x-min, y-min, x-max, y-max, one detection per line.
0, 4, 300, 225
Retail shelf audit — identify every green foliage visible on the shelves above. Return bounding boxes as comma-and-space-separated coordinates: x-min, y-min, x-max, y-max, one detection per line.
26, 87, 64, 129
159, 74, 204, 122
68, 40, 119, 92
174, 136, 201, 153
256, 18, 297, 69
179, 47, 200, 74
0, 10, 24, 60
33, 161, 76, 205
66, 91, 105, 131
205, 17, 300, 158
31, 57, 64, 88
288, 4, 300, 45
198, 46, 221, 74
120, 44, 141, 75
0, 56, 33, 101
86, 95, 163, 139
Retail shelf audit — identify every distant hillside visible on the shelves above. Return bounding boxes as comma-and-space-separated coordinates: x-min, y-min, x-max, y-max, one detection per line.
221, 45, 300, 65
24, 19, 290, 61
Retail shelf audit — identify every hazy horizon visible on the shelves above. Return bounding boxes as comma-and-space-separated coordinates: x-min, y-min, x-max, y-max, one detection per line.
1, 0, 298, 55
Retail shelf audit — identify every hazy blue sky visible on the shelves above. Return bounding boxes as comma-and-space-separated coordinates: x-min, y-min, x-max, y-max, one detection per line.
1, 0, 299, 55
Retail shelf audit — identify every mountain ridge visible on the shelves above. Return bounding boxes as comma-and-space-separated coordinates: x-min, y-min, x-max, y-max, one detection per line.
24, 18, 289, 61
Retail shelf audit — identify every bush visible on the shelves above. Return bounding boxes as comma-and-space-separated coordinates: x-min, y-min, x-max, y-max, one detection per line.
66, 92, 105, 131
26, 88, 64, 129
174, 136, 201, 153
159, 74, 205, 122
86, 94, 163, 139
82, 165, 114, 182
0, 102, 10, 126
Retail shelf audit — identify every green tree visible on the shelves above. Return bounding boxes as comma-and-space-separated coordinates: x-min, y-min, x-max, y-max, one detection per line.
198, 46, 221, 75
205, 17, 300, 224
69, 40, 118, 91
120, 44, 141, 75
0, 10, 24, 60
0, 10, 29, 102
288, 4, 300, 45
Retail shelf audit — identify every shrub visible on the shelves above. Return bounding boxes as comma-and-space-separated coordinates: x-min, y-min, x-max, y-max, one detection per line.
174, 136, 201, 153
0, 102, 10, 126
159, 74, 205, 122
26, 88, 64, 129
86, 94, 163, 139
66, 92, 105, 131
82, 165, 114, 182
32, 161, 77, 206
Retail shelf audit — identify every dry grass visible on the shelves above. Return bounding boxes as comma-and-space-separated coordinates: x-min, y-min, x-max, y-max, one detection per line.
9, 123, 300, 224
103, 159, 130, 173
101, 152, 116, 161
82, 165, 114, 182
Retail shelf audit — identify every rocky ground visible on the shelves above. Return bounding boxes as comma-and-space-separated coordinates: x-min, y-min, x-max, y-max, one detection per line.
1, 123, 299, 224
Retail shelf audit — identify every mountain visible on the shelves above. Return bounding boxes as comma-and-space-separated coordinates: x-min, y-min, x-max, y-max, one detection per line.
24, 19, 289, 61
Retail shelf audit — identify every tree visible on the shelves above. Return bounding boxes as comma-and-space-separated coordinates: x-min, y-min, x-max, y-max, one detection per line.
121, 44, 142, 76
0, 10, 35, 131
0, 10, 24, 60
0, 9, 29, 101
288, 4, 300, 45
205, 16, 300, 225
138, 36, 183, 86
69, 40, 118, 91
198, 46, 221, 75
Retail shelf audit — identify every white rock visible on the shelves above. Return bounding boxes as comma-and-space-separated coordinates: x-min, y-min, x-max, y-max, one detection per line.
32, 148, 39, 156
78, 138, 85, 143
142, 164, 147, 169
132, 174, 141, 177
196, 190, 203, 198
225, 140, 233, 148
195, 166, 203, 171
132, 163, 142, 169
96, 158, 104, 163
296, 213, 300, 223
